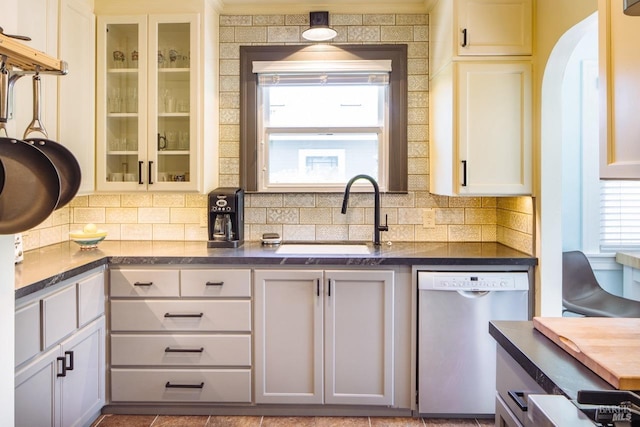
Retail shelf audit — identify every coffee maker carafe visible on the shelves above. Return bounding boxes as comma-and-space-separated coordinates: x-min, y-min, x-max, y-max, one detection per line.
207, 188, 244, 248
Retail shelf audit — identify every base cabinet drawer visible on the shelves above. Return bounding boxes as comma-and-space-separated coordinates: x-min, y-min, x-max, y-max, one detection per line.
110, 368, 252, 403
111, 334, 251, 366
181, 269, 251, 297
110, 300, 251, 332
110, 269, 180, 297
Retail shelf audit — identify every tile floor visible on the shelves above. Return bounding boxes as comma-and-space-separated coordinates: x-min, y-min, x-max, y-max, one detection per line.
91, 415, 495, 427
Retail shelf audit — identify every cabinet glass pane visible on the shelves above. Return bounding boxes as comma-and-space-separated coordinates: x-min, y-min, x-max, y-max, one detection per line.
157, 22, 191, 183
106, 23, 140, 183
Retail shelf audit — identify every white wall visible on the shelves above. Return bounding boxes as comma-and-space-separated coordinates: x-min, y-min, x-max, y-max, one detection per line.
0, 237, 15, 423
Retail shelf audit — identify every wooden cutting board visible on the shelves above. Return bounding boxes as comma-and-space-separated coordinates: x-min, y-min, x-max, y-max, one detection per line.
533, 317, 640, 390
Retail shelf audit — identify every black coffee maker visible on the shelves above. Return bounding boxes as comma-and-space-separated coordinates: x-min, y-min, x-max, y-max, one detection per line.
207, 188, 244, 248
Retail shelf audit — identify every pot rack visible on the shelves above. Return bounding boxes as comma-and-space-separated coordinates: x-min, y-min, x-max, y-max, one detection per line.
0, 32, 68, 124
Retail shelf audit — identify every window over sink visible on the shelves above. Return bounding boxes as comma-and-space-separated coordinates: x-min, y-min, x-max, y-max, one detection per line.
239, 45, 408, 193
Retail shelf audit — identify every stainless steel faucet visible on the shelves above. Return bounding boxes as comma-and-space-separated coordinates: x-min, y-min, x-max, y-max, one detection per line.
341, 174, 388, 246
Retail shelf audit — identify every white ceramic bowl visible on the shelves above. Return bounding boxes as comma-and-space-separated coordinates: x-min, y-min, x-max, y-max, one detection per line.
69, 230, 107, 250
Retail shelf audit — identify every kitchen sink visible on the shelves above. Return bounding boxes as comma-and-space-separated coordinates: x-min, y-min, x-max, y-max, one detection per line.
275, 243, 371, 255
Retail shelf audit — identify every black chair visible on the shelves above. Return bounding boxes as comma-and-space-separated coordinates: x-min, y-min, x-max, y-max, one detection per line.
562, 250, 640, 317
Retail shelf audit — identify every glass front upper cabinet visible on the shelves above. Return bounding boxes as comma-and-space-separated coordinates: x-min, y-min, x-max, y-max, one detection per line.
97, 14, 197, 191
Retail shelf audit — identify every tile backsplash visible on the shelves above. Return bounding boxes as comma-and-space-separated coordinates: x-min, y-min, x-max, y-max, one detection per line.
21, 12, 535, 256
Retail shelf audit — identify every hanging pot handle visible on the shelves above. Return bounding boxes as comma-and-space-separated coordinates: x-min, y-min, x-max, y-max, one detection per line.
0, 62, 9, 137
23, 72, 48, 139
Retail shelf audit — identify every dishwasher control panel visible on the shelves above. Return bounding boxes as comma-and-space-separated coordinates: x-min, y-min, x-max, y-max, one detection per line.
417, 271, 529, 291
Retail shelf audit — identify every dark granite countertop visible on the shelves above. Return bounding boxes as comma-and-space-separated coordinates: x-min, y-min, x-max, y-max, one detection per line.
489, 320, 613, 400
16, 240, 536, 299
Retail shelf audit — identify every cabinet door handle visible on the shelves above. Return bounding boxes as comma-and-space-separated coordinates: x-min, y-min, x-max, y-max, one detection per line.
328, 279, 333, 297
148, 161, 154, 184
64, 351, 74, 371
461, 28, 468, 47
461, 160, 467, 187
134, 281, 154, 286
165, 381, 204, 389
317, 279, 320, 297
138, 161, 144, 184
56, 356, 67, 377
507, 390, 528, 411
164, 312, 204, 318
205, 281, 224, 286
165, 347, 204, 353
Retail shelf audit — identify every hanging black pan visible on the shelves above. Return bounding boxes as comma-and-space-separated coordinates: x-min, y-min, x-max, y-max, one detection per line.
23, 74, 81, 209
0, 65, 61, 234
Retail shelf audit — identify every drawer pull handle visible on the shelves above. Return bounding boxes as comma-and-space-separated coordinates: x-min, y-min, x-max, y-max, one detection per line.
508, 390, 528, 412
165, 381, 205, 389
65, 351, 74, 371
205, 281, 224, 286
164, 312, 204, 318
56, 356, 67, 377
165, 347, 204, 353
134, 281, 154, 286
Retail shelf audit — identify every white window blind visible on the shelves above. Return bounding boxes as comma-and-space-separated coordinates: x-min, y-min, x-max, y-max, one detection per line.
600, 180, 640, 251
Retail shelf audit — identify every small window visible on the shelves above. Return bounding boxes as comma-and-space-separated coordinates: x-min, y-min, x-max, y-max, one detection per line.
240, 45, 407, 193
600, 180, 640, 251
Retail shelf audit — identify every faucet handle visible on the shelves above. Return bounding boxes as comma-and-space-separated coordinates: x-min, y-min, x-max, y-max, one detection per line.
379, 214, 389, 232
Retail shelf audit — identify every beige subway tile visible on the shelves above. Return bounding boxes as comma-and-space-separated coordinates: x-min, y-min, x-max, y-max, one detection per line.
220, 75, 239, 92
415, 192, 449, 208
185, 224, 208, 241
408, 107, 428, 125
120, 224, 152, 240
22, 230, 41, 250
100, 224, 121, 240
185, 194, 207, 208
381, 26, 413, 41
171, 208, 202, 224
396, 14, 428, 25
106, 207, 138, 224
408, 58, 429, 77
407, 124, 428, 142
408, 75, 428, 91
398, 208, 423, 225
138, 208, 170, 224
219, 43, 241, 61
333, 207, 364, 225
153, 224, 185, 240
413, 25, 429, 42
366, 208, 398, 225
219, 124, 240, 142
415, 224, 448, 242
219, 142, 239, 158
407, 41, 428, 59
381, 193, 415, 208
268, 26, 300, 43
267, 208, 299, 224
282, 224, 315, 241
249, 224, 283, 241
364, 14, 395, 25
284, 14, 307, 25
408, 174, 429, 192
220, 108, 239, 125
408, 89, 428, 108
245, 207, 267, 225
250, 193, 283, 208
316, 194, 345, 208
497, 226, 534, 255
482, 224, 497, 241
449, 197, 482, 208
220, 15, 253, 27
219, 92, 240, 110
51, 208, 70, 226
235, 26, 267, 43
69, 195, 89, 207
89, 194, 121, 207
254, 15, 285, 26
348, 26, 381, 42
219, 175, 240, 188
332, 14, 363, 26
220, 59, 240, 76
153, 194, 185, 207
284, 194, 315, 208
219, 26, 235, 43
348, 224, 374, 241
385, 224, 414, 242
219, 157, 239, 174
316, 225, 349, 241
497, 209, 533, 234
448, 225, 482, 242
408, 157, 428, 175
435, 208, 464, 225
482, 197, 497, 208
73, 208, 106, 224
39, 226, 66, 247
300, 208, 332, 225
465, 208, 497, 225
121, 193, 153, 207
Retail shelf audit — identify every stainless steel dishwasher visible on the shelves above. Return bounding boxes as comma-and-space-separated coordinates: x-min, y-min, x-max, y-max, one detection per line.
417, 268, 530, 417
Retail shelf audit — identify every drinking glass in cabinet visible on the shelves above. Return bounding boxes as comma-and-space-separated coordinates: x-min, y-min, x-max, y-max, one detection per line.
179, 131, 189, 150
112, 48, 126, 68
130, 48, 139, 69
126, 88, 137, 113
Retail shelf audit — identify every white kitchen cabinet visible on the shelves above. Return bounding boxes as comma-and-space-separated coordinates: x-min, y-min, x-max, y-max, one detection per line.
58, 0, 96, 195
96, 1, 218, 192
430, 0, 533, 77
598, 0, 640, 179
15, 267, 106, 427
108, 267, 252, 404
429, 0, 533, 196
430, 61, 532, 196
253, 269, 395, 406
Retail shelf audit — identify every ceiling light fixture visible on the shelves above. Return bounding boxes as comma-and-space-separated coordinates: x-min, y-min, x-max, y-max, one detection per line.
302, 11, 337, 42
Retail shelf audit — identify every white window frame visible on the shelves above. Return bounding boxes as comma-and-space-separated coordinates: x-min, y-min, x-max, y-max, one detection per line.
253, 60, 391, 193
